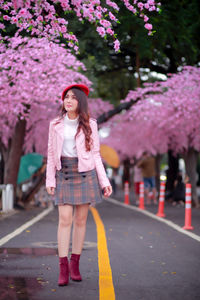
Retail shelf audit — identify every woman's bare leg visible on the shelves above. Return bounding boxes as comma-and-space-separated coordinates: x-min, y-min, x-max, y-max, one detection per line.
71, 204, 90, 254
57, 204, 73, 257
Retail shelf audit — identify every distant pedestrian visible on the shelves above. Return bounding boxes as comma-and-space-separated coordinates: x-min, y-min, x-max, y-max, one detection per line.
137, 153, 157, 205
46, 84, 112, 286
110, 168, 118, 195
133, 165, 143, 205
172, 172, 185, 206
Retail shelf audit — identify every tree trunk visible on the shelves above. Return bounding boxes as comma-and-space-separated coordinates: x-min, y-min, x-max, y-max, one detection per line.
136, 45, 141, 88
182, 148, 199, 207
0, 153, 4, 184
3, 118, 27, 204
165, 150, 179, 200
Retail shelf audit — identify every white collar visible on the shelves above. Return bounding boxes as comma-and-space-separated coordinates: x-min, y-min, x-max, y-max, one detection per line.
64, 113, 79, 124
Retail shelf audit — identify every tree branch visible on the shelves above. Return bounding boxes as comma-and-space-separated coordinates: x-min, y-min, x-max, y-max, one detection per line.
97, 93, 143, 124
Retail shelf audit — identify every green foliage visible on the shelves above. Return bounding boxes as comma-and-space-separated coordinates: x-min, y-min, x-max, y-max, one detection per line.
71, 0, 200, 103
28, 25, 33, 31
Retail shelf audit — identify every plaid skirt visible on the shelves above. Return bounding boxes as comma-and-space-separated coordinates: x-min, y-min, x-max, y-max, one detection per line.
52, 156, 103, 206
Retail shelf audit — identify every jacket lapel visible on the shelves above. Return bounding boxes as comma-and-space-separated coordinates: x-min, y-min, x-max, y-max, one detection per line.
54, 118, 64, 138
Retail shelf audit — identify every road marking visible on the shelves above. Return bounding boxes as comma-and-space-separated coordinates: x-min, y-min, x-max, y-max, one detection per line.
90, 207, 115, 300
0, 205, 54, 246
104, 197, 200, 243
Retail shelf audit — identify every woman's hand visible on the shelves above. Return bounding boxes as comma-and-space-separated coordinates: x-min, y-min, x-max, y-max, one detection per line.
46, 187, 55, 195
103, 185, 112, 197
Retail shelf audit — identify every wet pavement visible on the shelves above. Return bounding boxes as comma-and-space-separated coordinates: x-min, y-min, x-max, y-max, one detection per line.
0, 204, 99, 300
113, 188, 200, 236
0, 191, 200, 300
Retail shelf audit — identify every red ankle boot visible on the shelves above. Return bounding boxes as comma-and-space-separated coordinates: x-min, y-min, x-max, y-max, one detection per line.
58, 256, 69, 286
69, 253, 82, 281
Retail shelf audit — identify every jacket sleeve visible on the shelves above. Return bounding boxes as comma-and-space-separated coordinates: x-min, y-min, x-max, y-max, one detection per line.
46, 121, 56, 188
90, 120, 111, 189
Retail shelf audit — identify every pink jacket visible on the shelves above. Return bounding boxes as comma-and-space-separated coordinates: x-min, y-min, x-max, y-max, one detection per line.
46, 116, 111, 190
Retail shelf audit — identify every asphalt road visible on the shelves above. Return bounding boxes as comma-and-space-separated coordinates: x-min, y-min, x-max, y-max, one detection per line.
0, 197, 200, 300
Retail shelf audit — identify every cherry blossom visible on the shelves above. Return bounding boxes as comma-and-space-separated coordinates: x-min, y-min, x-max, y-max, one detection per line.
0, 0, 161, 52
103, 66, 200, 160
0, 36, 91, 155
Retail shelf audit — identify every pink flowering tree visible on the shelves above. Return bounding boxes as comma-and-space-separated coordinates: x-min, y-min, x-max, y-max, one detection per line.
0, 36, 91, 199
88, 97, 114, 120
103, 66, 200, 205
0, 0, 161, 53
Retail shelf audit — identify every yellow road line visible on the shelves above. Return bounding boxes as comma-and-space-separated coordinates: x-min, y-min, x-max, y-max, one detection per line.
90, 207, 115, 300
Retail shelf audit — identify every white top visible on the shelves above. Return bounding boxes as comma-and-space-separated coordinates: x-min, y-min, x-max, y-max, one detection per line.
61, 113, 79, 157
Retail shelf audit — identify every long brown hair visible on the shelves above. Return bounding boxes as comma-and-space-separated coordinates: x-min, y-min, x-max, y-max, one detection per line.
54, 87, 93, 151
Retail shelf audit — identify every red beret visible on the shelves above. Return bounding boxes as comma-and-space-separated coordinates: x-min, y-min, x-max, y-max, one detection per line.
62, 84, 89, 100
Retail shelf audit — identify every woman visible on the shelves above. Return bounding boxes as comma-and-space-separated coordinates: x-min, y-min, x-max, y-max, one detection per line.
172, 172, 185, 206
46, 83, 112, 286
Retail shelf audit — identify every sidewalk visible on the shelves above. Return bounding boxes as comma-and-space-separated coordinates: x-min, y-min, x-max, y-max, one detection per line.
112, 187, 200, 236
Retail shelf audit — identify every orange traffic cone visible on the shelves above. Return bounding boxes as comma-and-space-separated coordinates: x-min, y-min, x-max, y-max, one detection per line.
183, 183, 194, 230
124, 181, 130, 205
139, 181, 145, 210
156, 181, 166, 217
